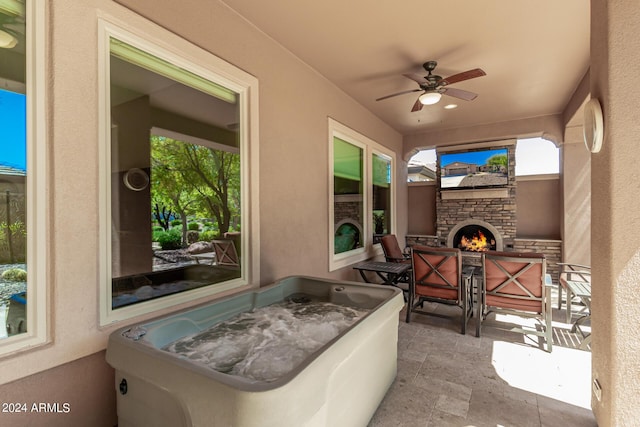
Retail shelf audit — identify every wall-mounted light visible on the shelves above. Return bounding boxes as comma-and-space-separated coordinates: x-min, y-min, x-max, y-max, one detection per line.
419, 91, 442, 105
444, 104, 458, 110
0, 29, 17, 48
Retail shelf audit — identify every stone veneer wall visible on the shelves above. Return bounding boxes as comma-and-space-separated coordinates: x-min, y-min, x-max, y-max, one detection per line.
436, 142, 517, 246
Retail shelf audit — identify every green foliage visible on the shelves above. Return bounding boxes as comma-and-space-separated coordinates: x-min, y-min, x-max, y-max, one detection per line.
150, 136, 241, 237
2, 268, 27, 282
0, 221, 27, 263
152, 226, 164, 232
203, 221, 214, 228
487, 154, 508, 167
152, 229, 164, 242
156, 228, 182, 250
170, 219, 182, 227
199, 229, 217, 242
187, 222, 200, 231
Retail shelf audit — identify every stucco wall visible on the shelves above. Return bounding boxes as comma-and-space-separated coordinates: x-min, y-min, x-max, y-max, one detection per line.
0, 0, 405, 417
590, 1, 640, 425
407, 183, 436, 235
516, 175, 561, 239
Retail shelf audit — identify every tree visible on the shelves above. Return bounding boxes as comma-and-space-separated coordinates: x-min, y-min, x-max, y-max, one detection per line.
150, 136, 240, 240
486, 153, 508, 167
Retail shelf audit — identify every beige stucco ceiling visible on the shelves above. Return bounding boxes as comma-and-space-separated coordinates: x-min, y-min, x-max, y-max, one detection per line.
220, 0, 589, 135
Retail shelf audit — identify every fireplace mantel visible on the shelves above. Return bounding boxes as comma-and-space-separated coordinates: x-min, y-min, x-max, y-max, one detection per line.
441, 188, 510, 200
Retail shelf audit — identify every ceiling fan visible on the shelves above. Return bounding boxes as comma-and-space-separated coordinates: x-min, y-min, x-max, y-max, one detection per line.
376, 61, 486, 112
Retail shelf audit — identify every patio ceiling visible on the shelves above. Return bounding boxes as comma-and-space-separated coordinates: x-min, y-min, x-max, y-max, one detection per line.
220, 0, 590, 135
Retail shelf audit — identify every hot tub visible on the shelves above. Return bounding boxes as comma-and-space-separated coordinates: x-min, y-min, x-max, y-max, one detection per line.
106, 276, 404, 427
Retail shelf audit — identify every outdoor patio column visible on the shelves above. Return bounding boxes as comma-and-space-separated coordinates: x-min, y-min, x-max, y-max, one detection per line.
590, 1, 640, 425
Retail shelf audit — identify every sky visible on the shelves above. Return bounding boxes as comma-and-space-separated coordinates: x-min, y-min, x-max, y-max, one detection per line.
440, 148, 506, 168
410, 137, 560, 176
0, 88, 27, 171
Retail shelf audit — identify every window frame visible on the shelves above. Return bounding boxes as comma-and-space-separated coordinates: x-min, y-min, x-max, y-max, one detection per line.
0, 0, 49, 357
328, 118, 396, 271
98, 18, 259, 326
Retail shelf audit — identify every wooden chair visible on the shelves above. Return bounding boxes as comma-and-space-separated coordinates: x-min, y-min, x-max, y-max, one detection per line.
212, 239, 240, 267
477, 251, 552, 352
407, 245, 473, 334
557, 262, 591, 323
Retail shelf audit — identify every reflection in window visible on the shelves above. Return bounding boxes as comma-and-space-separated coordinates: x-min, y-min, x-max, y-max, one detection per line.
0, 4, 27, 339
109, 38, 243, 310
372, 153, 391, 243
333, 137, 364, 254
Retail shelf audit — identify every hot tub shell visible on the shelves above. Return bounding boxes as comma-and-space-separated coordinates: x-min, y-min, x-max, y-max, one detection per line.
106, 276, 404, 427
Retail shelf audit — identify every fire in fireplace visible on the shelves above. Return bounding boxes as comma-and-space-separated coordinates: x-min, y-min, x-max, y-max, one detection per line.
453, 225, 496, 252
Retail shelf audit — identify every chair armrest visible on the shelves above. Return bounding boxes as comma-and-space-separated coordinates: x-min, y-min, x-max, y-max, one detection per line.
558, 262, 591, 271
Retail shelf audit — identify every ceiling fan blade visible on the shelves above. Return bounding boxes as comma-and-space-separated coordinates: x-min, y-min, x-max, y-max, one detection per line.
403, 73, 427, 84
411, 97, 424, 112
439, 68, 486, 86
442, 87, 478, 101
375, 88, 421, 101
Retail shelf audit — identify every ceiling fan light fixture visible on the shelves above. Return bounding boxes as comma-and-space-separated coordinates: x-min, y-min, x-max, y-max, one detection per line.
419, 91, 441, 105
444, 104, 458, 109
0, 29, 17, 49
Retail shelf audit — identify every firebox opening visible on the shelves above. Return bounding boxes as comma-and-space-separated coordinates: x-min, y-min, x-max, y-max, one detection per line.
453, 225, 496, 252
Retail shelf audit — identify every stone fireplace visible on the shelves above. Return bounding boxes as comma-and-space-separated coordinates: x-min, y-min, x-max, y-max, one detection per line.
435, 141, 517, 251
448, 219, 502, 252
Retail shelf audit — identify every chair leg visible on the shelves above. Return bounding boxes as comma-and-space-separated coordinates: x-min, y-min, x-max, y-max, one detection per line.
461, 280, 467, 335
545, 286, 553, 352
557, 283, 563, 310
566, 289, 573, 324
405, 291, 413, 323
475, 278, 483, 338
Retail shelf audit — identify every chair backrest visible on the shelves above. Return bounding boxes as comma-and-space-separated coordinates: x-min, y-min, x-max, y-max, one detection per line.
482, 251, 546, 313
380, 234, 405, 263
212, 239, 240, 267
411, 245, 461, 301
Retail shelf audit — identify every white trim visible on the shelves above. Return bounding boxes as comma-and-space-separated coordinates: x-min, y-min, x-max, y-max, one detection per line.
0, 0, 49, 357
437, 139, 517, 153
517, 173, 560, 181
97, 17, 259, 327
328, 118, 395, 271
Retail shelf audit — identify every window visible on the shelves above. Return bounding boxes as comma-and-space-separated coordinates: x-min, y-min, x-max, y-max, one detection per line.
99, 20, 259, 325
329, 119, 395, 271
0, 0, 47, 355
515, 137, 559, 176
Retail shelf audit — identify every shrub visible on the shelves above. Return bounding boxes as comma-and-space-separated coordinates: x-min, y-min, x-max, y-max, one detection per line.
199, 230, 217, 242
152, 226, 163, 232
170, 219, 182, 227
187, 222, 200, 231
2, 268, 27, 282
157, 228, 182, 250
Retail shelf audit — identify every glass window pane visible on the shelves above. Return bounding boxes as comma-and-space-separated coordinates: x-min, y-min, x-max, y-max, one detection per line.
110, 39, 242, 309
333, 137, 363, 254
373, 153, 391, 243
0, 5, 27, 339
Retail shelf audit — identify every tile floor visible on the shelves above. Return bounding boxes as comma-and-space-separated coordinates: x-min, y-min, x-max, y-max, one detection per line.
369, 297, 596, 427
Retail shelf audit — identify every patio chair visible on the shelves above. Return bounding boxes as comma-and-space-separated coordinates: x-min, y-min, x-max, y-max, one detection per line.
380, 234, 411, 264
476, 251, 552, 352
406, 245, 473, 334
380, 234, 411, 298
212, 239, 240, 267
557, 262, 591, 323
